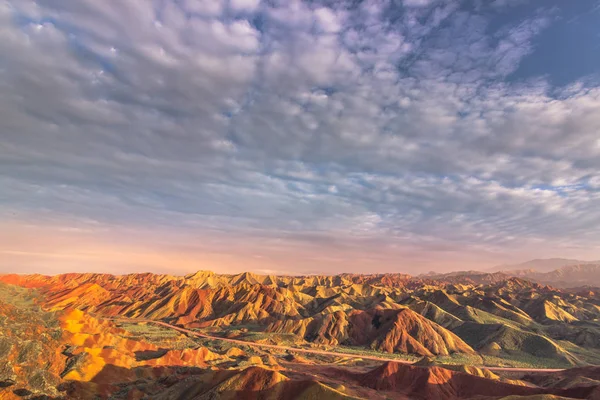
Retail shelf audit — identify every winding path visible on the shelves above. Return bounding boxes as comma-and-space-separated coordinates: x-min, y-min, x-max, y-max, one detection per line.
114, 318, 566, 374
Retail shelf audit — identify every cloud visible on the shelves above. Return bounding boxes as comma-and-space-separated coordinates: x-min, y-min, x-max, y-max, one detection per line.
1, 0, 600, 275
183, 0, 224, 16
230, 0, 261, 13
403, 0, 436, 7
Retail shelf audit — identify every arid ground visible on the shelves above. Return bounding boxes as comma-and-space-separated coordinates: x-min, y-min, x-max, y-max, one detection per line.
4, 266, 600, 399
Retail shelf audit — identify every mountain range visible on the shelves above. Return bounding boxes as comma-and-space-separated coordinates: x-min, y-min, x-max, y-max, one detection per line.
5, 264, 600, 399
485, 260, 600, 288
492, 258, 600, 273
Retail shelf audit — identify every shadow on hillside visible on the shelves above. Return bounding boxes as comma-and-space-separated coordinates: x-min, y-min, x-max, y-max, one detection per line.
134, 348, 169, 361
324, 362, 600, 400
57, 364, 211, 399
49, 361, 600, 399
71, 363, 352, 400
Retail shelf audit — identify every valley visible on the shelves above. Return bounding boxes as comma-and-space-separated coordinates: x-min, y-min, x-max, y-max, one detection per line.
4, 269, 600, 399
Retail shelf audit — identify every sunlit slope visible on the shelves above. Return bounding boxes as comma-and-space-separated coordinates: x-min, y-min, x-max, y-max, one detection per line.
3, 271, 600, 367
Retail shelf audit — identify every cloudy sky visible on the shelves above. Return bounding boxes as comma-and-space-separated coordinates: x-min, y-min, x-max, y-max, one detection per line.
1, 0, 600, 276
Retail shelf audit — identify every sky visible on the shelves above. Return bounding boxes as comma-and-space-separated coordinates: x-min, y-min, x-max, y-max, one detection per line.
1, 0, 600, 276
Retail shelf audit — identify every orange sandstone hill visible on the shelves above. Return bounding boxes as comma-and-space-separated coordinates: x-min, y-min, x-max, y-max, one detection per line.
5, 271, 600, 399
352, 361, 600, 399
267, 307, 474, 356
0, 290, 65, 398
3, 270, 600, 365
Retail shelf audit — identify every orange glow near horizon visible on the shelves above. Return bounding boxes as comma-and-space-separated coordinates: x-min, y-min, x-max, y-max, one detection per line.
3, 219, 598, 276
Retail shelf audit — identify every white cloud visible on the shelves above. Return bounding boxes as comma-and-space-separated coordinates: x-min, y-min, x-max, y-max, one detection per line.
1, 0, 600, 273
315, 7, 342, 33
230, 0, 261, 13
183, 0, 224, 16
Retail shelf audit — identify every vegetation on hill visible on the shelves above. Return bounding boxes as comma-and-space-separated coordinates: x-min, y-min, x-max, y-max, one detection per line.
5, 270, 600, 399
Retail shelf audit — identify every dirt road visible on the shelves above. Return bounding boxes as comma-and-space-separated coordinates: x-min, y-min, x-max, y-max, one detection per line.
117, 318, 565, 373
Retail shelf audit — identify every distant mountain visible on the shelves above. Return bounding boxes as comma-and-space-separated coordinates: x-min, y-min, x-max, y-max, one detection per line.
491, 258, 598, 273
418, 270, 514, 286
504, 264, 600, 289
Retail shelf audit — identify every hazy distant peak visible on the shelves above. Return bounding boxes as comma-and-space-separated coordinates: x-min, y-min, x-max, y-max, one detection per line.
491, 258, 598, 273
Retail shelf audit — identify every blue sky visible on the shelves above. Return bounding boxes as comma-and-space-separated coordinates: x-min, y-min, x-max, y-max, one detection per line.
1, 0, 600, 275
